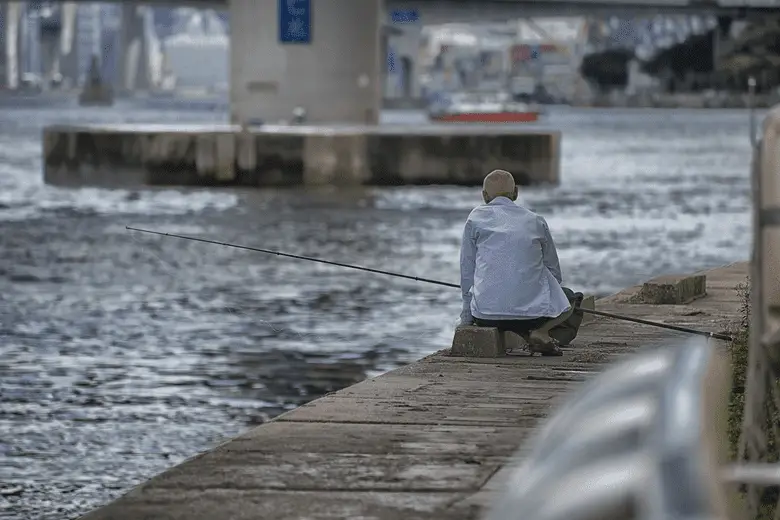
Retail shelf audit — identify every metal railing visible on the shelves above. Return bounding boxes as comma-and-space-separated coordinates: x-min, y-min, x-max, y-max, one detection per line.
484, 340, 731, 520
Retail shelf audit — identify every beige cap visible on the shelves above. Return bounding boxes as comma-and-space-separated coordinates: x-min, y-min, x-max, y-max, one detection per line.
483, 169, 516, 199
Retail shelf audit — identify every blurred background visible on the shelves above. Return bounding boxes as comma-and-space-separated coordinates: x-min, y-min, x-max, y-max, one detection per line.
0, 3, 758, 519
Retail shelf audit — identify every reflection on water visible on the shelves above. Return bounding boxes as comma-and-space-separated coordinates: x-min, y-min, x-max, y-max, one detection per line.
0, 105, 754, 519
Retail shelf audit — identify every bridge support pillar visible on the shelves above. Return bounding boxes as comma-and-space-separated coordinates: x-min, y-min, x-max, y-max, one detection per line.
229, 0, 382, 125
119, 2, 150, 93
57, 2, 79, 87
0, 2, 23, 90
40, 32, 56, 86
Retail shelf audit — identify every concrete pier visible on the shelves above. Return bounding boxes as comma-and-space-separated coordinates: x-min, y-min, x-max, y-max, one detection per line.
77, 262, 745, 520
42, 124, 561, 187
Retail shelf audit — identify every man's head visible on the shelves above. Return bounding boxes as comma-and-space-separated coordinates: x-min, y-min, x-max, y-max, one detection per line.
482, 169, 518, 203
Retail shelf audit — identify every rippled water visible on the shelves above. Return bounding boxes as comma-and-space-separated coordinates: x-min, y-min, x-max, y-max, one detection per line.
0, 104, 754, 519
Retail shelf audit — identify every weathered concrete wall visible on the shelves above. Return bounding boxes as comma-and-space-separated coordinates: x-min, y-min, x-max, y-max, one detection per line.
43, 125, 561, 187
365, 130, 560, 185
43, 126, 306, 187
228, 0, 286, 125
229, 0, 383, 125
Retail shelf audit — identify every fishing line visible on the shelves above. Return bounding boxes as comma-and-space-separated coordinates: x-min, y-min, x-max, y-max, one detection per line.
126, 226, 734, 342
128, 229, 426, 345
128, 231, 303, 341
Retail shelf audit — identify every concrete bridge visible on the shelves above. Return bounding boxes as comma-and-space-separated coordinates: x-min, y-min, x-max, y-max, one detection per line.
199, 0, 780, 125
3, 0, 779, 124
30, 0, 780, 17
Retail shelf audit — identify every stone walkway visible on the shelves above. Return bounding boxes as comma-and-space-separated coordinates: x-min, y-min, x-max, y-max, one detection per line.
79, 262, 747, 520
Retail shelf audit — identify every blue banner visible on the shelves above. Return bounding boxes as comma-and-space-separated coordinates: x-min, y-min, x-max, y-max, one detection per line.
279, 0, 311, 44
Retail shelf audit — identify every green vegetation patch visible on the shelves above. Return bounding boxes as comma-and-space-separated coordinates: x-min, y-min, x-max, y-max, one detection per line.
727, 278, 780, 519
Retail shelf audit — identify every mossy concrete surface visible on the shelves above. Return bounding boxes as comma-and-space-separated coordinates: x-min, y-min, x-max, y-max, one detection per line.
632, 273, 707, 304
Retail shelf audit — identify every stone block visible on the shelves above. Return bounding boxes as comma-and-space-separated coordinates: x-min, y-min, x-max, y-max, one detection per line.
633, 274, 707, 304
450, 327, 506, 358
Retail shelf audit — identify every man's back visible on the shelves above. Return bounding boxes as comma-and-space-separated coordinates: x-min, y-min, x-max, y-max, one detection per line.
460, 197, 570, 321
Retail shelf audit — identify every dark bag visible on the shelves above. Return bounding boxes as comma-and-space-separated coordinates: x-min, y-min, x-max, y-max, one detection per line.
548, 287, 585, 346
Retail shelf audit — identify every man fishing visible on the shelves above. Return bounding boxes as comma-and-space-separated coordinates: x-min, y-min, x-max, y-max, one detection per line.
127, 224, 733, 345
459, 169, 580, 356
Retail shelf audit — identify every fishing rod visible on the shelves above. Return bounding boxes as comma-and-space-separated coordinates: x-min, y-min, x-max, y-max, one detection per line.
126, 226, 733, 342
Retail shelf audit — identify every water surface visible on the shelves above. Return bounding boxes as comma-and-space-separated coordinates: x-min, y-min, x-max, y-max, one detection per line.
0, 104, 753, 519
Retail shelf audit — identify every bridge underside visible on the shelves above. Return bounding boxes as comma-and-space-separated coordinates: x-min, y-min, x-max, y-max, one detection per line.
40, 0, 780, 19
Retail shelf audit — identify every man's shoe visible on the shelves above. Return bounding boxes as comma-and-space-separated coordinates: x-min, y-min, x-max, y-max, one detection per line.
526, 331, 564, 357
540, 343, 564, 357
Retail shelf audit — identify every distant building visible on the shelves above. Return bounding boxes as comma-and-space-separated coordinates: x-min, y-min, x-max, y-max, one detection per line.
419, 26, 490, 94
418, 19, 588, 102
75, 4, 102, 85
509, 18, 590, 102
100, 5, 122, 87
152, 7, 177, 39
20, 3, 41, 77
162, 10, 228, 91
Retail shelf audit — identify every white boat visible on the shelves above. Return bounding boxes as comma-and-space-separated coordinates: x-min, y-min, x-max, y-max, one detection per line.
428, 91, 542, 123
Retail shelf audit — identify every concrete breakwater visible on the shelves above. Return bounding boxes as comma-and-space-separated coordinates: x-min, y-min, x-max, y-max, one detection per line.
43, 124, 561, 189
77, 262, 745, 520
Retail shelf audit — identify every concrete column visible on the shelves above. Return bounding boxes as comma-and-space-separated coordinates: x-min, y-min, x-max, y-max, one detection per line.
40, 35, 56, 85
229, 0, 383, 125
0, 2, 23, 89
119, 2, 149, 93
40, 33, 60, 85
229, 0, 286, 124
58, 2, 79, 87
